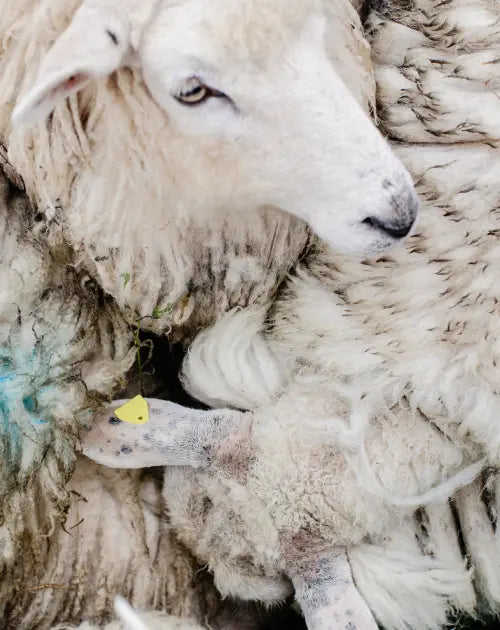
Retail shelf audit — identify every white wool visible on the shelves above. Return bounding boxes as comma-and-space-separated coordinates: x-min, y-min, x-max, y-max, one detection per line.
0, 164, 140, 620
114, 597, 168, 630
15, 457, 220, 630
163, 465, 288, 604
181, 307, 288, 410
349, 516, 475, 630
173, 0, 500, 626
455, 477, 500, 606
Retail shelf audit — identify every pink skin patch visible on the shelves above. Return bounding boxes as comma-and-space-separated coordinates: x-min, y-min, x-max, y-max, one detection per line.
33, 73, 90, 110
284, 534, 378, 630
50, 72, 89, 99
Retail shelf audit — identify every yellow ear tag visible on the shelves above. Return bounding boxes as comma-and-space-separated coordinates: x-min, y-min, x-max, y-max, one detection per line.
114, 395, 149, 425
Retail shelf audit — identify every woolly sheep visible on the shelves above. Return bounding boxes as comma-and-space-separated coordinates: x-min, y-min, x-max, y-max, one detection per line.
82, 0, 500, 628
0, 0, 419, 627
1, 156, 222, 630
0, 126, 262, 629
12, 0, 418, 260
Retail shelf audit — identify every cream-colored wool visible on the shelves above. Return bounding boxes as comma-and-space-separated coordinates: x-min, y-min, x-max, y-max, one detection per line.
0, 142, 249, 630
96, 0, 499, 628
0, 0, 388, 628
0, 168, 157, 627
0, 164, 216, 630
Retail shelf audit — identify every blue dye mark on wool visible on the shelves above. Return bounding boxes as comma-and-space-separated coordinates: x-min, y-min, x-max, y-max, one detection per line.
22, 395, 36, 413
0, 344, 53, 470
22, 395, 48, 425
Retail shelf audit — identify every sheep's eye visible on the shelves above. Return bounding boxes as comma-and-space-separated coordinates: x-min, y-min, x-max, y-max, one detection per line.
177, 84, 208, 104
175, 78, 225, 106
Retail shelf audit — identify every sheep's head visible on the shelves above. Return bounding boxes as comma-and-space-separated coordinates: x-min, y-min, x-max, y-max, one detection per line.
12, 0, 418, 257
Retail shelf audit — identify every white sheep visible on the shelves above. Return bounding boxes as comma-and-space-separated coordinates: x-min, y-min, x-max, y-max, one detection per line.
80, 0, 500, 628
12, 0, 417, 261
1, 0, 421, 627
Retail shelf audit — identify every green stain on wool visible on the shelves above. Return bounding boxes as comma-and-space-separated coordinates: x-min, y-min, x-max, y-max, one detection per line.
121, 272, 131, 288
0, 357, 14, 377
151, 303, 173, 319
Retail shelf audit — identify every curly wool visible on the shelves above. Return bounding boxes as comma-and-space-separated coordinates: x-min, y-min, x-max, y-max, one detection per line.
177, 0, 500, 627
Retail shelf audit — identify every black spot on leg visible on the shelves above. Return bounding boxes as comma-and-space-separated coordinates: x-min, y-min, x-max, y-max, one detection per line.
121, 445, 132, 454
106, 29, 119, 45
109, 417, 121, 425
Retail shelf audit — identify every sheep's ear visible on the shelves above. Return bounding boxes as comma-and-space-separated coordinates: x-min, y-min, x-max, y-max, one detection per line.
12, 2, 132, 127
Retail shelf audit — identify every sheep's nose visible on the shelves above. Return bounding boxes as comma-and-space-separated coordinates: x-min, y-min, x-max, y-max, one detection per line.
364, 188, 418, 240
363, 216, 415, 239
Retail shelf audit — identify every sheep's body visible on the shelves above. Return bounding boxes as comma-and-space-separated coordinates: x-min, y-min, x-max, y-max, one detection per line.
0, 0, 393, 628
84, 0, 500, 628
179, 0, 500, 623
0, 166, 225, 630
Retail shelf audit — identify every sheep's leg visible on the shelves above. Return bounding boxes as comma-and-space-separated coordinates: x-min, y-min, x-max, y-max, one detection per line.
285, 536, 378, 630
81, 397, 246, 469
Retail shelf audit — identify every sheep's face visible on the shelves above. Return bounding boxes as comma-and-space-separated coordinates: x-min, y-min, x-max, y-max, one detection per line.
12, 0, 418, 257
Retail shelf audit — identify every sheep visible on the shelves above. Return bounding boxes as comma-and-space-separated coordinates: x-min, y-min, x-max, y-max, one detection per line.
0, 132, 260, 630
1, 0, 310, 348
11, 0, 418, 265
1, 157, 225, 630
0, 0, 421, 627
81, 0, 500, 628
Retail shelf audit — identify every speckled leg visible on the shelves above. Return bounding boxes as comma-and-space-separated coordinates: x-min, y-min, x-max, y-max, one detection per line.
284, 535, 378, 630
81, 397, 246, 469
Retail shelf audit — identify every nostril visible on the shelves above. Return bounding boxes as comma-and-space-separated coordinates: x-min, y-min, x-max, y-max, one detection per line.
363, 216, 414, 239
